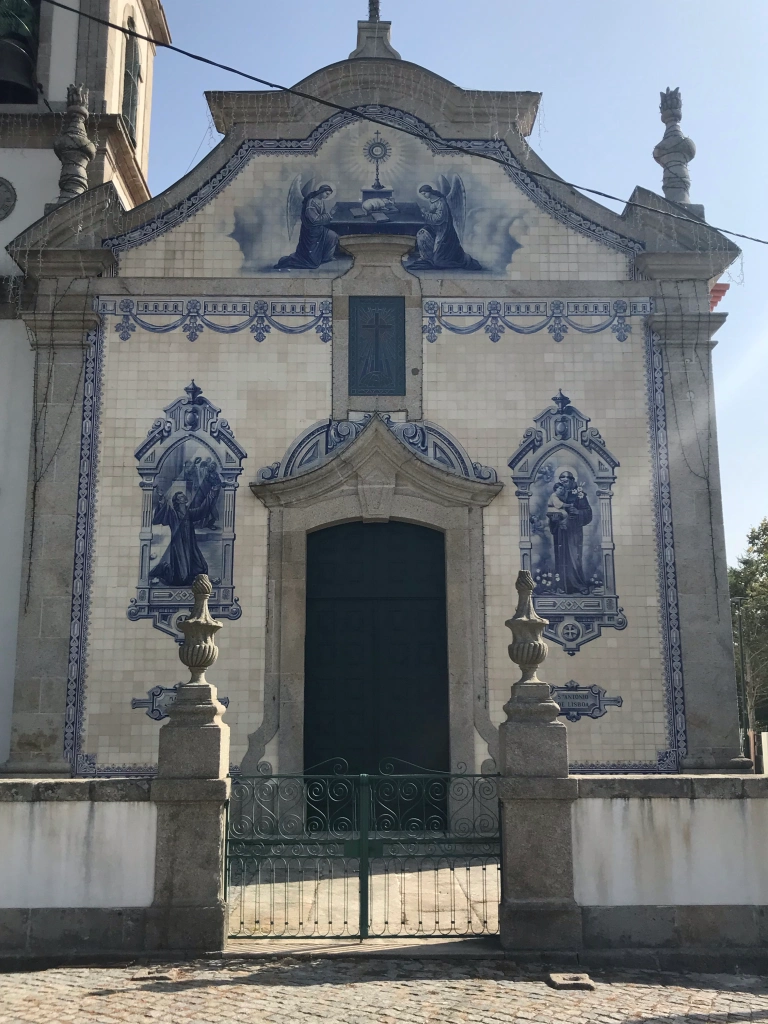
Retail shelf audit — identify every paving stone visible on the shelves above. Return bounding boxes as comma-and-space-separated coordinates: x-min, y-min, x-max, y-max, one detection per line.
1, 958, 768, 1023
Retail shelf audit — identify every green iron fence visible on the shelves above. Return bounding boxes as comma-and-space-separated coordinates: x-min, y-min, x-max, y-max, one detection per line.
226, 760, 501, 939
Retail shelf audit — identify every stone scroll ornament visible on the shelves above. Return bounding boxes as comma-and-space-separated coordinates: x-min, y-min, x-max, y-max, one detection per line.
508, 390, 626, 654
127, 381, 247, 639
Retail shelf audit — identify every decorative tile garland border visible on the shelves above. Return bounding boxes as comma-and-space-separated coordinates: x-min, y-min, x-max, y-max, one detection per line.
98, 297, 332, 344
102, 105, 644, 262
63, 316, 685, 775
423, 298, 654, 344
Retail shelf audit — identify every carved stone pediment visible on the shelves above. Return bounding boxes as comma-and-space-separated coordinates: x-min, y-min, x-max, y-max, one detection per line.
250, 415, 501, 513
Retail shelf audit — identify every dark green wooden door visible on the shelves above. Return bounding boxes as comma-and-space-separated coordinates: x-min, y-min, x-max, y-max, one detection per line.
304, 522, 450, 774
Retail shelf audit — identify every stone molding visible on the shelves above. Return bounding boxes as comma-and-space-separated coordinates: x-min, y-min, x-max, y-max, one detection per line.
250, 415, 502, 511
21, 309, 102, 346
647, 311, 727, 345
635, 251, 732, 282
243, 415, 501, 775
205, 65, 541, 138
13, 249, 117, 279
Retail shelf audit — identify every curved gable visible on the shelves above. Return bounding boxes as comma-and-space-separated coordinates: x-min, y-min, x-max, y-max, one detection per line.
108, 106, 641, 281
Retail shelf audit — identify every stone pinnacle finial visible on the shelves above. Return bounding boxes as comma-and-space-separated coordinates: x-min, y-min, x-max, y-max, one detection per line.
653, 86, 696, 206
52, 84, 96, 205
350, 0, 401, 59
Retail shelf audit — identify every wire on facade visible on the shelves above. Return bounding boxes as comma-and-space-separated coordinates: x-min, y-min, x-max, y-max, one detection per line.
37, 0, 767, 247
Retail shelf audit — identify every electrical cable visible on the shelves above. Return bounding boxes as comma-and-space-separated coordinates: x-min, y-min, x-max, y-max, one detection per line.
39, 0, 768, 247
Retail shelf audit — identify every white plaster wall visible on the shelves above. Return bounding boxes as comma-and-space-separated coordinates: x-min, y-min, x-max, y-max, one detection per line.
0, 149, 61, 276
47, 0, 80, 103
0, 322, 34, 763
573, 798, 768, 906
0, 801, 156, 907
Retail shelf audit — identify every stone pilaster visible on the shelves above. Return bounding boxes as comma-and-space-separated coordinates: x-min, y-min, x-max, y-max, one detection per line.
498, 571, 581, 950
148, 574, 231, 952
0, 305, 98, 778
649, 310, 751, 772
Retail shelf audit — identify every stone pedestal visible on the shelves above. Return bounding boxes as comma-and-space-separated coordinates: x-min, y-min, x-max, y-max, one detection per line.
149, 575, 230, 952
498, 571, 582, 950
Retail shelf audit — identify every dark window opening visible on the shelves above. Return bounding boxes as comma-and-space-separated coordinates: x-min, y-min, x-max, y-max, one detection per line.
348, 296, 406, 396
0, 0, 41, 104
121, 17, 141, 145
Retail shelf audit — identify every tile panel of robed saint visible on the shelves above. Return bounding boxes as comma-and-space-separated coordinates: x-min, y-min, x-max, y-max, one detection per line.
423, 317, 667, 769
82, 319, 331, 769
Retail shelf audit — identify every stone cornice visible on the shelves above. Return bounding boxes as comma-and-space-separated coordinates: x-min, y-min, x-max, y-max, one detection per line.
140, 0, 172, 47
648, 311, 727, 345
21, 309, 101, 346
635, 251, 735, 282
206, 63, 541, 138
13, 248, 117, 279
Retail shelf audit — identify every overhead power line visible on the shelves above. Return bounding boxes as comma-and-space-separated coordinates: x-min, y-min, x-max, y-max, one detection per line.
38, 0, 768, 247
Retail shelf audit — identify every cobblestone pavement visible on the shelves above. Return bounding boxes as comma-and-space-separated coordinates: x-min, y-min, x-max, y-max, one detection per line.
1, 958, 768, 1024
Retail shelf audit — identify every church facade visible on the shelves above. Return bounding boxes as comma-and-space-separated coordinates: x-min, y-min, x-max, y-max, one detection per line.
0, 11, 747, 779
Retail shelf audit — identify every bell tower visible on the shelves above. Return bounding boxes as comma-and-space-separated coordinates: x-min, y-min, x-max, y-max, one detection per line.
0, 0, 171, 274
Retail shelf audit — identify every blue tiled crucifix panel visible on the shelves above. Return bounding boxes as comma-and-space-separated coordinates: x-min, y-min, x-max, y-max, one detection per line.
348, 296, 405, 396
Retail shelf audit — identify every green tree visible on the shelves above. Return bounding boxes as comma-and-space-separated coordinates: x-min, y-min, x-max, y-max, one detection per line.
729, 518, 768, 731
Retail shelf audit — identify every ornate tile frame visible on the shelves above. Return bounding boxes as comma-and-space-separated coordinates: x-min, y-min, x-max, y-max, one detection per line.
64, 306, 685, 775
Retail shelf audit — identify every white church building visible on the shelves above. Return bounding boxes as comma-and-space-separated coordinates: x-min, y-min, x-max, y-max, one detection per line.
0, 0, 748, 781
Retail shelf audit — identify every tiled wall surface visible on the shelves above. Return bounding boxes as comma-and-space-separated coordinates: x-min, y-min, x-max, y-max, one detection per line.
423, 317, 668, 767
115, 119, 630, 282
83, 320, 331, 769
80, 305, 666, 771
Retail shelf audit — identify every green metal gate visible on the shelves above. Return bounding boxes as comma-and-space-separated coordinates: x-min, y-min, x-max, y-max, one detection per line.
226, 762, 501, 939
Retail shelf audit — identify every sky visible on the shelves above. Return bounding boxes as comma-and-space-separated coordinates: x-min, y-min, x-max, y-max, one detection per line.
145, 0, 768, 566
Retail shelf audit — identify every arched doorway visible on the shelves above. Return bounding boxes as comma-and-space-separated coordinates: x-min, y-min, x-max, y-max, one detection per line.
304, 521, 450, 773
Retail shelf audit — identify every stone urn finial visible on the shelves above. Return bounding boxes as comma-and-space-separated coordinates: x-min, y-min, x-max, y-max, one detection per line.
53, 84, 96, 205
158, 574, 229, 779
503, 570, 560, 723
178, 574, 222, 685
653, 86, 696, 206
506, 570, 548, 685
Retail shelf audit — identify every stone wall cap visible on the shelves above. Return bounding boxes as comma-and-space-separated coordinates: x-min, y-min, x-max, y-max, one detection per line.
151, 778, 230, 803
0, 778, 151, 801
499, 777, 578, 801
574, 775, 768, 799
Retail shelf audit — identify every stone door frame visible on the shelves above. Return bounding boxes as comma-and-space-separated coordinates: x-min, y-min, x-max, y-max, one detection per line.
241, 417, 503, 776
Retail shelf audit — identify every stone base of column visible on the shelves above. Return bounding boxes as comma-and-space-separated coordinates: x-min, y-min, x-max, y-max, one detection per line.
499, 899, 583, 950
145, 902, 228, 953
681, 749, 754, 773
